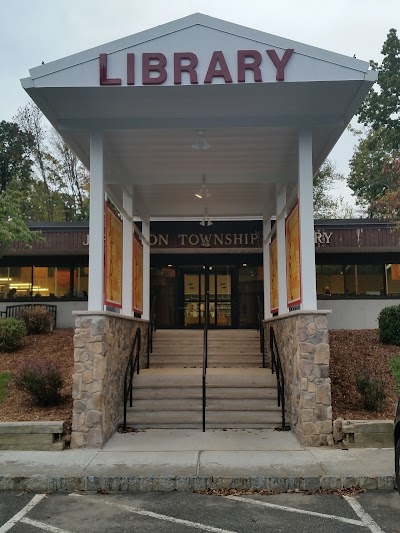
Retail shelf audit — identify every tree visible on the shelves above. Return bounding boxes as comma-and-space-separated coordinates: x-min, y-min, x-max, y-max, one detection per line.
15, 103, 90, 222
50, 132, 89, 220
0, 120, 33, 193
348, 28, 400, 218
0, 188, 36, 256
313, 160, 355, 218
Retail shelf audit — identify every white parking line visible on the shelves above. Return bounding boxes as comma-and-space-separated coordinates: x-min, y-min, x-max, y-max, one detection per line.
69, 493, 239, 533
21, 517, 73, 533
0, 494, 46, 533
225, 495, 365, 527
343, 496, 385, 533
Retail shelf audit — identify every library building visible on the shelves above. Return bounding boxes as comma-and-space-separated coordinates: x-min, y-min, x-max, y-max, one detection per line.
12, 14, 389, 448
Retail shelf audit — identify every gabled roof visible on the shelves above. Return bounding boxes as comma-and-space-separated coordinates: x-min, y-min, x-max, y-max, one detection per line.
21, 14, 377, 219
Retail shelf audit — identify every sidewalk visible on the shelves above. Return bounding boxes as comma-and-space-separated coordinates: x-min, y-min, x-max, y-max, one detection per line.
0, 429, 395, 493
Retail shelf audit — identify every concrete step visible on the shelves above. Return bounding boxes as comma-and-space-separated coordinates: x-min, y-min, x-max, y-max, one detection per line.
134, 369, 277, 388
132, 387, 278, 400
130, 399, 279, 411
150, 356, 262, 364
126, 410, 282, 427
151, 363, 262, 368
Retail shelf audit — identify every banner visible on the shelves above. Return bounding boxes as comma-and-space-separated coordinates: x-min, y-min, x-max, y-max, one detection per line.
104, 203, 122, 308
269, 235, 278, 313
133, 233, 143, 315
285, 201, 302, 307
391, 264, 400, 281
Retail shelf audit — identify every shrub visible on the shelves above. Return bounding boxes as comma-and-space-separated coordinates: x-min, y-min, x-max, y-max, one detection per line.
378, 304, 400, 345
21, 306, 52, 334
390, 356, 400, 395
14, 358, 63, 406
0, 371, 11, 403
0, 318, 26, 352
356, 373, 386, 411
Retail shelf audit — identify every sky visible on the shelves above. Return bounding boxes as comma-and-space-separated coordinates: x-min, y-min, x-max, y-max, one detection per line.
1, 0, 399, 206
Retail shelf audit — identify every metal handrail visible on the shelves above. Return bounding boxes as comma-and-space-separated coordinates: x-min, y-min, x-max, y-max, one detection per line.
202, 292, 209, 432
257, 296, 266, 368
147, 295, 156, 369
269, 326, 286, 429
122, 328, 141, 431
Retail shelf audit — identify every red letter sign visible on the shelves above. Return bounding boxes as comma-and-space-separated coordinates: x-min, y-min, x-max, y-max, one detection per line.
204, 51, 233, 84
142, 53, 167, 85
174, 52, 198, 85
237, 50, 262, 83
99, 54, 122, 86
267, 49, 294, 81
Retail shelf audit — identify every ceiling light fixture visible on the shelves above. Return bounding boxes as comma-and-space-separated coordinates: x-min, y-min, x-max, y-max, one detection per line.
195, 174, 211, 199
192, 129, 210, 150
200, 207, 213, 227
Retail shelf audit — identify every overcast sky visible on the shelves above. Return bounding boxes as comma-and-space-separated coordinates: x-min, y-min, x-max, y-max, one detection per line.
2, 0, 399, 204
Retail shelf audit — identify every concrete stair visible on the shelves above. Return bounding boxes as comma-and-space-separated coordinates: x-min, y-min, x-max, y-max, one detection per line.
151, 329, 262, 368
124, 368, 282, 429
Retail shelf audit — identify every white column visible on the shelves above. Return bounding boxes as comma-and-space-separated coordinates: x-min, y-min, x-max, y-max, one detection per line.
142, 218, 150, 321
122, 189, 133, 316
298, 129, 317, 310
88, 130, 104, 311
263, 217, 271, 320
276, 185, 288, 315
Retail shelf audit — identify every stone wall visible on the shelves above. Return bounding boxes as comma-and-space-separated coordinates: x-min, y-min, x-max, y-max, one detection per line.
264, 311, 333, 447
71, 312, 149, 449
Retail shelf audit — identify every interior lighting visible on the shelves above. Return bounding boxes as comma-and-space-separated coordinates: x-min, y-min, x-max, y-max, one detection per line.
192, 129, 210, 150
200, 207, 213, 227
195, 174, 211, 199
0, 278, 11, 282
167, 264, 173, 267
242, 263, 247, 267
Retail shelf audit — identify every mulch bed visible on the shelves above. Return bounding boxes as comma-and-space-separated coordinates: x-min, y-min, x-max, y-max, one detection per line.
0, 328, 398, 423
330, 329, 399, 420
0, 329, 73, 422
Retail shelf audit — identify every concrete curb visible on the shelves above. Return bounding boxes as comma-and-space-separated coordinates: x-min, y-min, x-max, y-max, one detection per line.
0, 474, 395, 493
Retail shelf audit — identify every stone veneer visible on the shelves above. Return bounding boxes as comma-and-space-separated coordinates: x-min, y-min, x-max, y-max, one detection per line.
264, 311, 333, 447
71, 312, 149, 449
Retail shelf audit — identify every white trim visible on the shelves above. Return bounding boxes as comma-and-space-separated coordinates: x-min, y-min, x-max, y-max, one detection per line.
27, 13, 371, 83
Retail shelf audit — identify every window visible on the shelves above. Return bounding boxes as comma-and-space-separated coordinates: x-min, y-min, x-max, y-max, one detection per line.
316, 265, 344, 295
345, 264, 384, 296
386, 264, 400, 296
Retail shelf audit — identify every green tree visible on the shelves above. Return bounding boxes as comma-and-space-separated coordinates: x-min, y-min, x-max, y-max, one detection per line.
348, 28, 400, 217
15, 103, 89, 222
0, 120, 33, 193
314, 160, 355, 218
0, 188, 36, 256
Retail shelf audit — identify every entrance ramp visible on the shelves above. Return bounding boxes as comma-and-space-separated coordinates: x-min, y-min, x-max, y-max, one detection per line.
151, 329, 262, 368
125, 367, 282, 430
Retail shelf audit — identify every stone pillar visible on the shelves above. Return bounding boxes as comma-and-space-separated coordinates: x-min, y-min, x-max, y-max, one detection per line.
88, 130, 104, 311
71, 312, 149, 449
264, 310, 333, 446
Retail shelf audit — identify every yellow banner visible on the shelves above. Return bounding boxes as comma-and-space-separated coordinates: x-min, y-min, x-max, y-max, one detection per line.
104, 203, 122, 308
270, 235, 278, 313
133, 234, 143, 314
285, 201, 302, 307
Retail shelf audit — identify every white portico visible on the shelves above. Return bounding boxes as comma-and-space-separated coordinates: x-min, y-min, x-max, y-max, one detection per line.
21, 13, 376, 320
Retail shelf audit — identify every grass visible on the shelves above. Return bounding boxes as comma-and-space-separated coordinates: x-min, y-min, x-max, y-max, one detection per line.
390, 356, 400, 395
0, 371, 11, 403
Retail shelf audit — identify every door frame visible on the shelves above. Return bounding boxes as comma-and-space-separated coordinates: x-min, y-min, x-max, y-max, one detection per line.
178, 266, 238, 328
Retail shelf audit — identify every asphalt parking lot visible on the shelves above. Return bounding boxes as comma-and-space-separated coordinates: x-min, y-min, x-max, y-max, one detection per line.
0, 490, 399, 533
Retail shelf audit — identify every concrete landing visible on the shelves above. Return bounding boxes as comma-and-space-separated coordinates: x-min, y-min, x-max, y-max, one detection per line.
0, 429, 395, 492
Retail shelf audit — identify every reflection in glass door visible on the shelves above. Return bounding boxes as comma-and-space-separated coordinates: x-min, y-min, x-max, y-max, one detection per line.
183, 269, 232, 327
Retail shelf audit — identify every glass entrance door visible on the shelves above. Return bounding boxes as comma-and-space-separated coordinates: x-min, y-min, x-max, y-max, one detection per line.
183, 269, 232, 327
